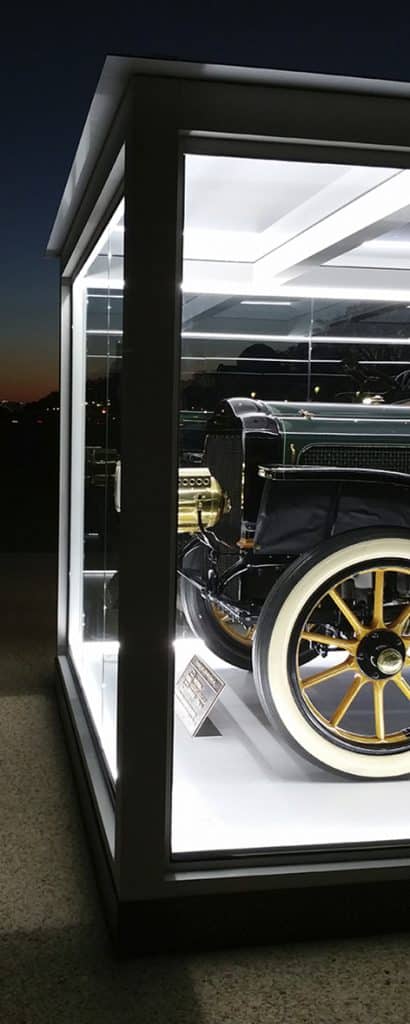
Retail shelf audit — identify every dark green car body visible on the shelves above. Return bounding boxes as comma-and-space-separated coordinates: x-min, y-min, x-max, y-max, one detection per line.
266, 400, 410, 474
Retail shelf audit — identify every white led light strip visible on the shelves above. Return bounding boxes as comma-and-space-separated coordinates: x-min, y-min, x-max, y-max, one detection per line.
182, 332, 410, 345
181, 283, 410, 302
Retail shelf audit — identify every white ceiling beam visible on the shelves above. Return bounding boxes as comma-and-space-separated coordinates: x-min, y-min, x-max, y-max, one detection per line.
254, 166, 396, 260
183, 229, 258, 262
253, 169, 410, 287
183, 259, 254, 294
183, 169, 396, 265
267, 264, 410, 302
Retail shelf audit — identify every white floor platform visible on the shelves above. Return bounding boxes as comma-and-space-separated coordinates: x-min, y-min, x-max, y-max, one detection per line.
172, 638, 410, 855
72, 635, 410, 856
71, 640, 118, 777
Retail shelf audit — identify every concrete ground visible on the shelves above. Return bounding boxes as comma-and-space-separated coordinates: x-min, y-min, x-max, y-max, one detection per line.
1, 553, 410, 1023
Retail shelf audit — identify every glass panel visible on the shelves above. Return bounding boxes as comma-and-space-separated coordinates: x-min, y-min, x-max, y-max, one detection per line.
172, 152, 410, 857
310, 299, 410, 403
69, 201, 123, 778
181, 295, 311, 405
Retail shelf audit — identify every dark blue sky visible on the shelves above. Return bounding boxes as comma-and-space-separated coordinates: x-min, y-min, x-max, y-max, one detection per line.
2, 7, 410, 400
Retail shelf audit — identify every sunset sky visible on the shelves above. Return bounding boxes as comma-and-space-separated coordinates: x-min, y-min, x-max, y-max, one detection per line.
2, 9, 408, 401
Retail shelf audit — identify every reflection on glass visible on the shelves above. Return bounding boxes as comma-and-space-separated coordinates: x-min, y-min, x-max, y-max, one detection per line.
69, 201, 123, 778
181, 294, 410, 410
310, 299, 410, 404
181, 295, 311, 405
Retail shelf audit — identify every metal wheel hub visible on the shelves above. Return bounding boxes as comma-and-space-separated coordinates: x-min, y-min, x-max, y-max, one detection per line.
356, 629, 405, 680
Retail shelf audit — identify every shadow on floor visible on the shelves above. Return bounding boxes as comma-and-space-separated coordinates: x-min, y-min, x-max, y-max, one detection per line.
0, 924, 203, 1024
0, 554, 56, 695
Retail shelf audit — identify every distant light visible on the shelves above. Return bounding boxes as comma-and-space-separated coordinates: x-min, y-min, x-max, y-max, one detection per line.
314, 386, 320, 394
250, 391, 257, 398
362, 395, 384, 405
11, 419, 18, 424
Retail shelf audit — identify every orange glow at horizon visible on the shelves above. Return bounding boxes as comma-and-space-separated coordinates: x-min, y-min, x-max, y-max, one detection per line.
0, 364, 59, 404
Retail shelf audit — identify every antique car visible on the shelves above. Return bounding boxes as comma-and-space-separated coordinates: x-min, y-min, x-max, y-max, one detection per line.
178, 398, 410, 780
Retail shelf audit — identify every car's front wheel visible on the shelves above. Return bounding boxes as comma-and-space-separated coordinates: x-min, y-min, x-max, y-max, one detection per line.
253, 529, 410, 779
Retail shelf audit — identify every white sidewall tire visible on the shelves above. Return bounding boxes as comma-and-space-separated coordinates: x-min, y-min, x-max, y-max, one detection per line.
259, 535, 410, 779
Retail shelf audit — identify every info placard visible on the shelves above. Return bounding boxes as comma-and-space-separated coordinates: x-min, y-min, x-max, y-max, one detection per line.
175, 655, 225, 736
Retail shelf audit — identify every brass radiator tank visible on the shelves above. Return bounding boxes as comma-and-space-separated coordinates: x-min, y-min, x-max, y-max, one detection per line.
177, 467, 230, 533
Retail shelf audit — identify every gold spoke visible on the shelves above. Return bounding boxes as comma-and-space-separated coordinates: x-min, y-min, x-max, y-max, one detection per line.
373, 681, 386, 741
296, 563, 410, 747
400, 638, 410, 664
330, 673, 366, 727
211, 606, 253, 647
372, 569, 385, 628
328, 589, 364, 638
391, 605, 410, 635
392, 673, 410, 702
301, 657, 355, 690
301, 631, 358, 654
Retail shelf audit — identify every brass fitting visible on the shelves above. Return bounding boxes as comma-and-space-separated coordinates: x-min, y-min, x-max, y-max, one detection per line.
178, 467, 231, 533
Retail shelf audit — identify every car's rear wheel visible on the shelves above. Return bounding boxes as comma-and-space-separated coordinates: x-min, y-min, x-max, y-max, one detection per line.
253, 529, 410, 779
180, 546, 253, 670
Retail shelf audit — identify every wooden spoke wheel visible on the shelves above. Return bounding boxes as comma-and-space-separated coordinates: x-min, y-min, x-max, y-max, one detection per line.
180, 546, 253, 670
253, 529, 410, 778
209, 603, 255, 647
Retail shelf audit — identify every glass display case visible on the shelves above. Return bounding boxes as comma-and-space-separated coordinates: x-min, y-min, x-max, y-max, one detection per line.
48, 57, 410, 952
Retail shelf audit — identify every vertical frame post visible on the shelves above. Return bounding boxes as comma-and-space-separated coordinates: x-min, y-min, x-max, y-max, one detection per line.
115, 98, 184, 899
57, 280, 72, 653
